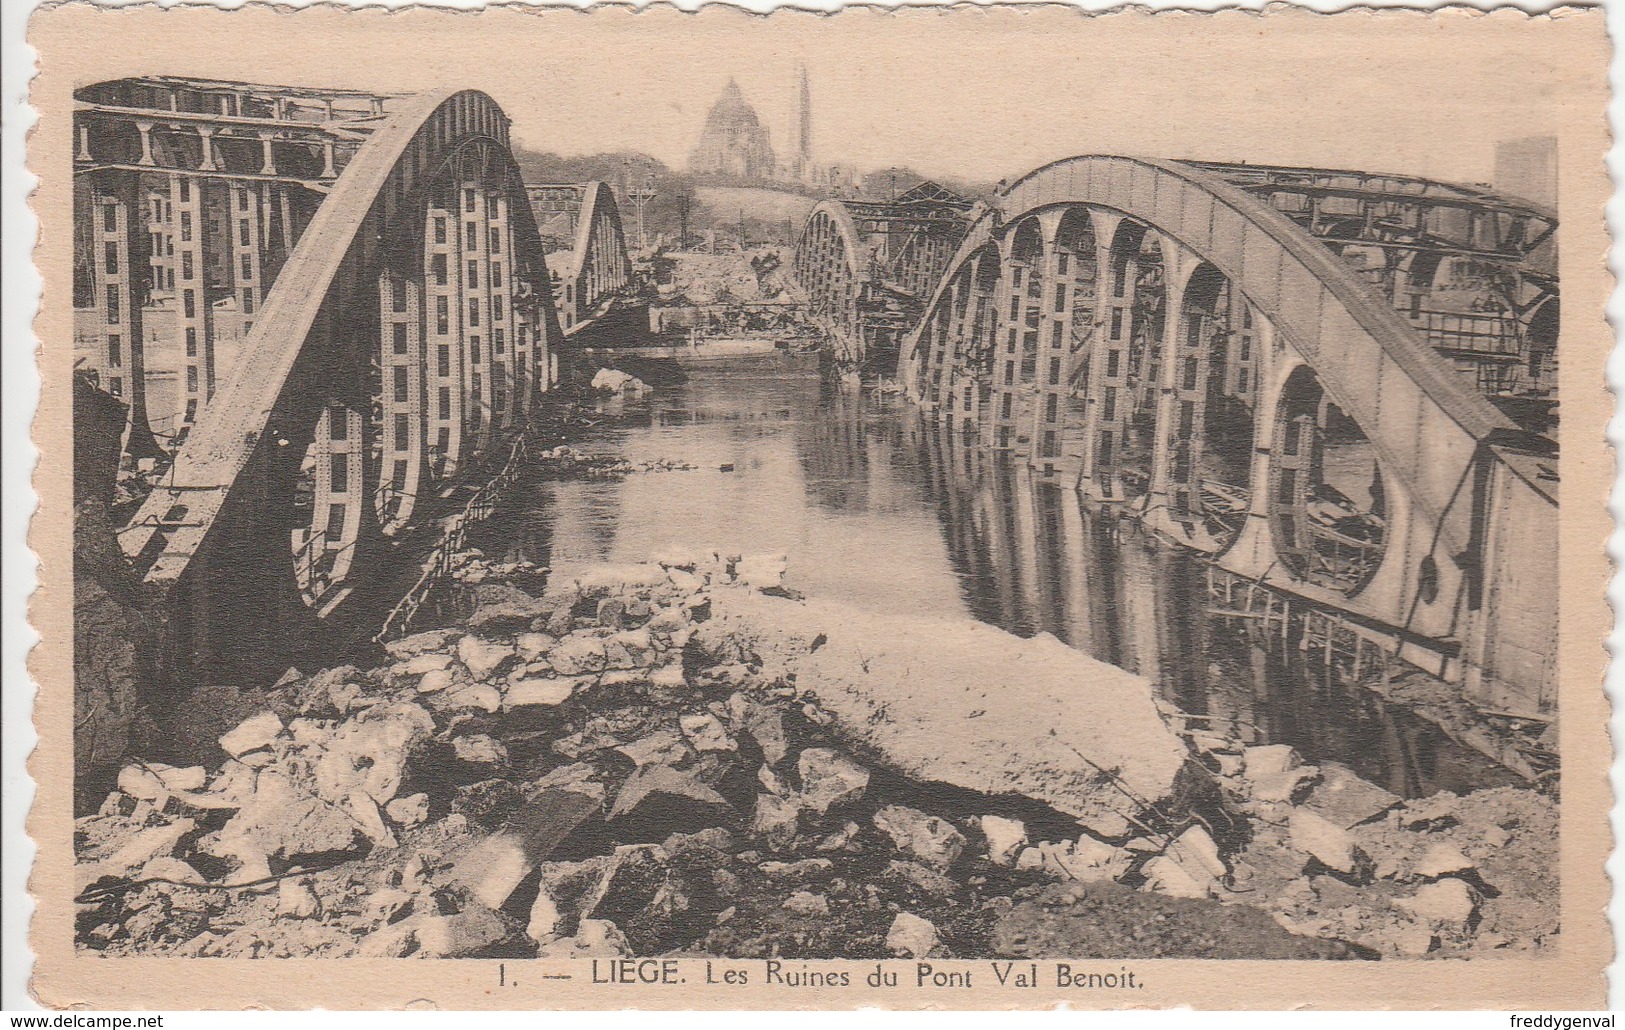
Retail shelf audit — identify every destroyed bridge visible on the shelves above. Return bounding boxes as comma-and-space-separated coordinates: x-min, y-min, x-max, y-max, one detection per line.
75, 77, 1559, 719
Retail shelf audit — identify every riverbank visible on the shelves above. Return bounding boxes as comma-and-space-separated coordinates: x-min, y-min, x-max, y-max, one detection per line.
75, 549, 1556, 961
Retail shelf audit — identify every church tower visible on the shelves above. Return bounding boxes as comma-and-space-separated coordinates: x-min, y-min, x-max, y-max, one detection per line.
794, 65, 812, 180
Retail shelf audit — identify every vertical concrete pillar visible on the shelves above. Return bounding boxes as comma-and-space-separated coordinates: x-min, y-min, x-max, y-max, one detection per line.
1030, 210, 1074, 478
488, 189, 517, 431
1144, 239, 1199, 524
924, 275, 962, 410
257, 131, 277, 176
1078, 211, 1131, 500
988, 235, 1026, 451
457, 182, 497, 455
377, 269, 424, 531
942, 265, 977, 417
135, 121, 156, 167
195, 127, 217, 173
423, 204, 465, 479
303, 403, 365, 601
227, 183, 265, 344
87, 180, 153, 451
169, 173, 214, 440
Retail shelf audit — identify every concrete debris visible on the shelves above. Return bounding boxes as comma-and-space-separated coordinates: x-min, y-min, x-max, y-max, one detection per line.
416, 668, 456, 694
873, 805, 965, 870
886, 912, 939, 958
797, 748, 869, 814
1288, 808, 1361, 876
750, 793, 801, 850
503, 677, 577, 709
1242, 744, 1301, 781
457, 635, 514, 679
1250, 765, 1321, 805
276, 878, 323, 920
980, 816, 1027, 866
1396, 878, 1478, 931
1414, 843, 1475, 880
1302, 762, 1403, 829
700, 590, 1187, 827
218, 712, 283, 758
610, 765, 732, 824
1142, 854, 1214, 899
451, 734, 508, 769
76, 550, 1556, 962
399, 652, 454, 676
448, 790, 603, 910
782, 890, 830, 917
414, 907, 510, 958
385, 793, 430, 830
118, 762, 206, 802
591, 368, 650, 395
679, 713, 736, 752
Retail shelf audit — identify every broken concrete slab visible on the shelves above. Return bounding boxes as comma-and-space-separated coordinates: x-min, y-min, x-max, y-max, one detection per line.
1242, 744, 1301, 781
385, 793, 430, 829
447, 789, 602, 910
751, 793, 800, 850
1414, 843, 1475, 880
457, 635, 515, 679
980, 815, 1027, 866
413, 906, 510, 958
782, 890, 829, 917
610, 765, 732, 825
549, 634, 609, 676
117, 762, 206, 803
277, 877, 323, 920
873, 805, 965, 870
729, 695, 788, 766
703, 590, 1187, 825
679, 713, 736, 753
797, 748, 869, 814
1289, 807, 1361, 875
886, 912, 939, 958
312, 701, 434, 806
1142, 854, 1213, 899
218, 712, 283, 758
1396, 878, 1478, 931
503, 677, 578, 710
383, 628, 458, 658
1302, 762, 1402, 829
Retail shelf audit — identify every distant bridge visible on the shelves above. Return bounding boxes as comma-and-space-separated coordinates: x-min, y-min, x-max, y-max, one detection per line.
790, 181, 974, 372
525, 180, 635, 336
893, 156, 1558, 714
72, 77, 625, 676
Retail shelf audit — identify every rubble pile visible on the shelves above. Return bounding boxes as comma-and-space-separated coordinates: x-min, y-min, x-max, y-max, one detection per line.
532, 445, 706, 481
75, 553, 1557, 961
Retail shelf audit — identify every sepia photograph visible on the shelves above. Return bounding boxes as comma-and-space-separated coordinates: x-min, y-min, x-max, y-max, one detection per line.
19, 1, 1613, 1010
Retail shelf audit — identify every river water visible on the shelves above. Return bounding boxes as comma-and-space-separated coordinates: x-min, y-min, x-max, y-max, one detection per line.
468, 363, 1516, 800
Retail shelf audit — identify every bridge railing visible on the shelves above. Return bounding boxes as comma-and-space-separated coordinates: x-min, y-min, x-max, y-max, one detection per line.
374, 431, 534, 644
1410, 309, 1522, 358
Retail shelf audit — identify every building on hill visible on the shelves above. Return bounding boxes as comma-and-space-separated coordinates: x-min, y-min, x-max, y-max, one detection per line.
690, 78, 777, 182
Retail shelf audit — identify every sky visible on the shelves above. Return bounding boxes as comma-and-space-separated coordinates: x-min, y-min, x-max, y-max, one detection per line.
42, 5, 1591, 189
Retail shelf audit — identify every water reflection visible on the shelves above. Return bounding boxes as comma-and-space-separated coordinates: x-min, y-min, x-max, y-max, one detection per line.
468, 369, 1516, 799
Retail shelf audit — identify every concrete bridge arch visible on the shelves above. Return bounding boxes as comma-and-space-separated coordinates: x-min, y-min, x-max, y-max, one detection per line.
901, 156, 1555, 702
108, 87, 559, 679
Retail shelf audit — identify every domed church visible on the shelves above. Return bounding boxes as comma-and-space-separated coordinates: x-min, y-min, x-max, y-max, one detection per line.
690, 78, 778, 182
